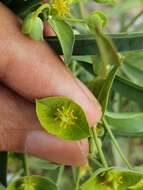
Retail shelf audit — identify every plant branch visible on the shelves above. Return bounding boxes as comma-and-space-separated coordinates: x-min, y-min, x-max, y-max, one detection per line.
103, 118, 132, 169
57, 165, 64, 187
121, 10, 143, 32
90, 127, 108, 168
21, 154, 29, 176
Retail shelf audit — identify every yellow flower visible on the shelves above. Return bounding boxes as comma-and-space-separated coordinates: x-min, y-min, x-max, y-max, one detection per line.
80, 162, 91, 177
51, 0, 72, 16
55, 106, 77, 128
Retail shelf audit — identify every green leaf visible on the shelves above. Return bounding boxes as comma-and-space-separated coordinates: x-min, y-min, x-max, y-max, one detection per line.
45, 33, 143, 56
98, 65, 119, 114
36, 97, 90, 140
80, 167, 143, 190
105, 112, 143, 137
85, 22, 121, 114
29, 157, 60, 170
122, 63, 143, 87
48, 17, 75, 64
113, 76, 143, 107
75, 61, 143, 106
7, 176, 57, 190
22, 12, 44, 41
86, 11, 107, 29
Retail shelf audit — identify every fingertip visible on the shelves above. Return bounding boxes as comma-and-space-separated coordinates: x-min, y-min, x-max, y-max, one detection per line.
73, 79, 102, 126
25, 131, 89, 166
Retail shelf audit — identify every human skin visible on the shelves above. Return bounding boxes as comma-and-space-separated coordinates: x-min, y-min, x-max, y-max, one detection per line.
0, 3, 102, 166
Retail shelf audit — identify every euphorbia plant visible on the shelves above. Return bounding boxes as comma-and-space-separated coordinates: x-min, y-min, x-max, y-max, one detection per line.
1, 0, 143, 190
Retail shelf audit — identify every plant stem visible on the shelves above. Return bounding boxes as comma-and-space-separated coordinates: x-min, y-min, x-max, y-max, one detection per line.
121, 9, 143, 32
64, 18, 85, 23
57, 165, 64, 188
90, 127, 108, 168
21, 154, 29, 176
89, 155, 103, 168
0, 152, 8, 186
34, 3, 50, 17
75, 172, 80, 190
79, 1, 86, 19
103, 118, 132, 169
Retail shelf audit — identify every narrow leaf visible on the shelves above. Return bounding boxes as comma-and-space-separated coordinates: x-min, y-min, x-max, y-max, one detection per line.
48, 17, 75, 64
105, 112, 143, 137
98, 65, 119, 114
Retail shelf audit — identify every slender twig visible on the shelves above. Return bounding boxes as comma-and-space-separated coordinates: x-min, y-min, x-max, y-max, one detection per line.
21, 154, 29, 176
64, 18, 85, 23
79, 1, 86, 19
34, 3, 50, 17
89, 155, 103, 168
90, 128, 108, 168
75, 172, 80, 190
0, 152, 8, 186
57, 165, 64, 188
103, 118, 132, 169
121, 10, 143, 32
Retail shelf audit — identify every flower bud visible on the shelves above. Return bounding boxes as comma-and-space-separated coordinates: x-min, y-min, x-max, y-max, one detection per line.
22, 12, 44, 41
86, 11, 107, 30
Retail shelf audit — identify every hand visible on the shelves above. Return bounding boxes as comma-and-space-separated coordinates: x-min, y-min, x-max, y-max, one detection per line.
0, 3, 102, 166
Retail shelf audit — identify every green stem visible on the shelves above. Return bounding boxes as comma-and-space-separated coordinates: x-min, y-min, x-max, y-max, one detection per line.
64, 18, 85, 23
21, 154, 29, 176
103, 118, 132, 169
34, 3, 50, 17
90, 128, 108, 168
75, 172, 80, 190
57, 165, 64, 187
121, 10, 143, 32
0, 152, 8, 186
79, 1, 86, 19
89, 155, 103, 168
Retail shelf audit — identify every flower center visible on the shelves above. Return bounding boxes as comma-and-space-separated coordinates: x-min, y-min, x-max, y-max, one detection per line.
55, 105, 77, 128
51, 0, 70, 16
20, 179, 36, 190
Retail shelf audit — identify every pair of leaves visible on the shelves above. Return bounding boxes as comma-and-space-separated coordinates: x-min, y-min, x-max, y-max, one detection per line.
105, 112, 143, 138
86, 26, 121, 114
80, 167, 143, 190
36, 97, 90, 140
12, 0, 75, 64
7, 176, 57, 190
22, 12, 44, 41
